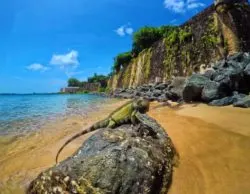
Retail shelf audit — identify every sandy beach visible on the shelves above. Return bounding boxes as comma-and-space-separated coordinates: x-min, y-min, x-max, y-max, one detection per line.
1, 100, 250, 193
149, 102, 250, 194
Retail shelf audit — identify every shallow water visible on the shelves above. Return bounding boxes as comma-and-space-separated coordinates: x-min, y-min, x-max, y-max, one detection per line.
0, 94, 110, 136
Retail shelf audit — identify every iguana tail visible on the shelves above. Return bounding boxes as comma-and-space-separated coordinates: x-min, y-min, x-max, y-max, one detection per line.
56, 119, 109, 164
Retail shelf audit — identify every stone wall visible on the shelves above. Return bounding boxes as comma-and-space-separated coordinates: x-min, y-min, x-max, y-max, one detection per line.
80, 82, 101, 92
108, 1, 250, 90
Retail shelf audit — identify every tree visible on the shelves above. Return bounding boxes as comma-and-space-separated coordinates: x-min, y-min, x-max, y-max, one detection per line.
68, 78, 80, 87
132, 26, 178, 55
112, 51, 132, 73
88, 73, 109, 88
132, 27, 163, 55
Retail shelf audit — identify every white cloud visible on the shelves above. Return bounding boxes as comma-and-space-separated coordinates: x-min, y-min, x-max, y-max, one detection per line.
125, 27, 134, 35
170, 19, 178, 25
65, 70, 85, 78
50, 50, 79, 68
115, 26, 126, 36
115, 25, 134, 37
187, 0, 205, 9
26, 63, 49, 72
164, 0, 185, 13
164, 0, 205, 13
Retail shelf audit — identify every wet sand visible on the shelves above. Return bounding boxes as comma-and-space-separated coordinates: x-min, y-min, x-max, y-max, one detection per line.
149, 102, 250, 194
1, 100, 250, 193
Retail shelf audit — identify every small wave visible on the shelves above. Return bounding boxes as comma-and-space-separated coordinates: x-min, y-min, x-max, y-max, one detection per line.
0, 94, 111, 136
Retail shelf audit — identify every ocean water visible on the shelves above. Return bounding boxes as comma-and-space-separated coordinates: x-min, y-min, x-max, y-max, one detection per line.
0, 94, 111, 136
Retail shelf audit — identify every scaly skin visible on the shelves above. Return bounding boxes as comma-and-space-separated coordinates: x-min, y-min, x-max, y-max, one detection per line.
55, 98, 150, 163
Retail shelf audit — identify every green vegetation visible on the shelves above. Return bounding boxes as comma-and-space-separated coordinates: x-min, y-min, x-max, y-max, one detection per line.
68, 78, 81, 87
201, 15, 219, 48
165, 27, 192, 45
76, 91, 89, 94
163, 26, 194, 79
179, 27, 192, 43
132, 27, 162, 55
88, 73, 109, 88
113, 52, 132, 73
132, 26, 177, 55
112, 25, 178, 73
97, 87, 106, 93
65, 74, 110, 93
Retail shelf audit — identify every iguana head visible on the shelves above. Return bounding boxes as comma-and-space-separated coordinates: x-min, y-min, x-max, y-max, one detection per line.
133, 98, 150, 113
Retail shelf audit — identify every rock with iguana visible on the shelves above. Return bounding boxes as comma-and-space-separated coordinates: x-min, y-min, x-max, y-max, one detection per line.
27, 114, 177, 194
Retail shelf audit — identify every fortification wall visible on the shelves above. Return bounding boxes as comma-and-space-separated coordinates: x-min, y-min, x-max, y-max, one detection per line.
108, 1, 250, 90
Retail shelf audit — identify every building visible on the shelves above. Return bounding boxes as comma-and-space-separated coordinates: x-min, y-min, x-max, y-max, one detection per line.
60, 87, 80, 93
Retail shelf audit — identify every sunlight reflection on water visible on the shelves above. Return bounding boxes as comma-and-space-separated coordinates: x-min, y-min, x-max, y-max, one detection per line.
0, 94, 111, 136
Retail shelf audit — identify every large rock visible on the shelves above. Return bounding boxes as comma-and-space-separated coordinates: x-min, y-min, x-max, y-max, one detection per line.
201, 81, 220, 102
244, 64, 250, 76
152, 89, 162, 97
212, 53, 250, 94
209, 96, 235, 106
233, 96, 250, 108
154, 83, 169, 90
28, 114, 177, 194
183, 74, 209, 102
209, 92, 247, 106
167, 77, 186, 101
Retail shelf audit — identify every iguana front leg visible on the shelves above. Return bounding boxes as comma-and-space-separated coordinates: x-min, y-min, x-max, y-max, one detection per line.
130, 110, 138, 125
107, 118, 116, 128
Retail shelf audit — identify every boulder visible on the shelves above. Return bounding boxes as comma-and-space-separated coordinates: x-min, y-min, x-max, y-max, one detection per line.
203, 69, 216, 79
233, 96, 250, 108
157, 94, 168, 102
114, 92, 134, 99
154, 83, 168, 90
209, 96, 235, 106
201, 81, 220, 102
167, 77, 186, 101
213, 56, 249, 94
209, 92, 247, 106
244, 64, 250, 76
183, 74, 209, 102
28, 114, 177, 194
152, 89, 162, 97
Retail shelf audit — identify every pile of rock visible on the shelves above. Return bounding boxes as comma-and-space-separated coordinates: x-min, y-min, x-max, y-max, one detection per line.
112, 78, 185, 103
112, 52, 250, 108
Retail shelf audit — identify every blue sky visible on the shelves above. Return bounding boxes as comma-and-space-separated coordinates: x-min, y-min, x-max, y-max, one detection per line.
0, 0, 212, 93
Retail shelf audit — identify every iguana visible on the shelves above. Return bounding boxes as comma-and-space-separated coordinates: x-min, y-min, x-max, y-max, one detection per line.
55, 98, 150, 163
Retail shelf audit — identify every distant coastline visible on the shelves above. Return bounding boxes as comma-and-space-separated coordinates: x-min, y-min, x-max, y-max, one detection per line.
0, 93, 59, 95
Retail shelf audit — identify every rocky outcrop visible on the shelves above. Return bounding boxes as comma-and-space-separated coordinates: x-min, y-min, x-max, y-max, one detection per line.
108, 1, 250, 91
28, 114, 177, 194
111, 52, 250, 108
233, 95, 250, 108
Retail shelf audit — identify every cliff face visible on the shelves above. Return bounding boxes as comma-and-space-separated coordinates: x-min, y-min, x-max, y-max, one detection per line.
108, 1, 250, 90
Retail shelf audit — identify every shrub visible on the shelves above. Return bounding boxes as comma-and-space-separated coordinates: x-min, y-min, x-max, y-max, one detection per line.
113, 51, 132, 73
132, 27, 163, 55
132, 26, 178, 55
68, 78, 81, 87
88, 73, 108, 88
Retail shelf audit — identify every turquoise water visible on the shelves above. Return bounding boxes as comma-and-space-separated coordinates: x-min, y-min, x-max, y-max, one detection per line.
0, 94, 110, 136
